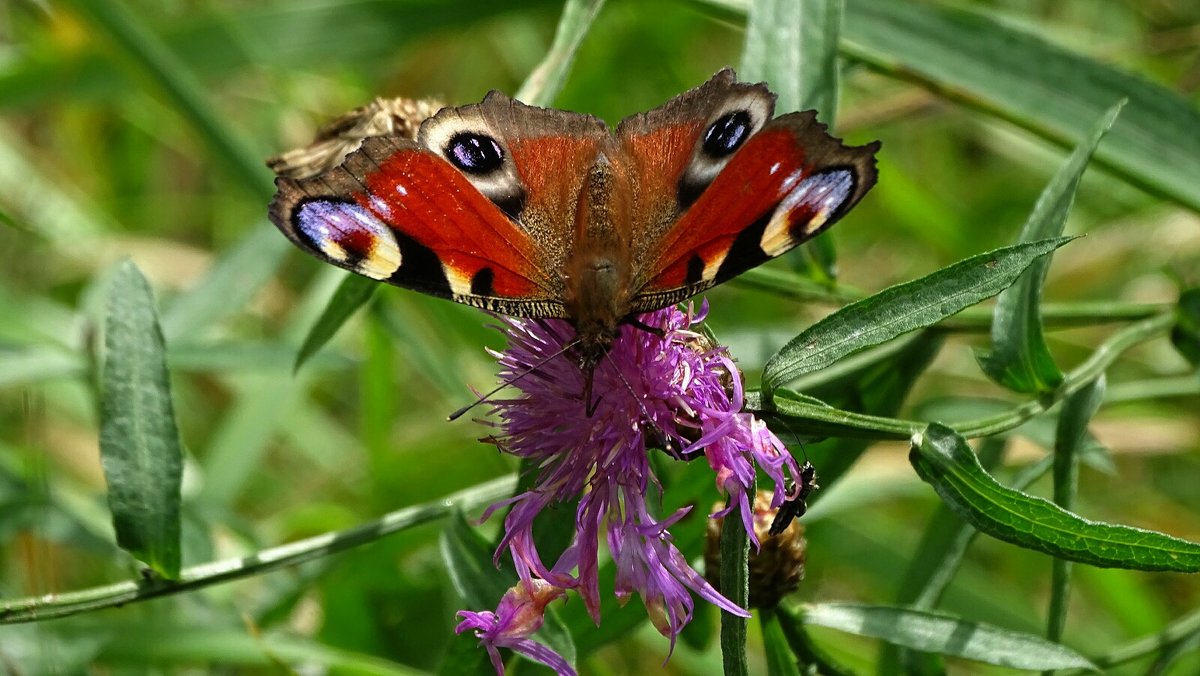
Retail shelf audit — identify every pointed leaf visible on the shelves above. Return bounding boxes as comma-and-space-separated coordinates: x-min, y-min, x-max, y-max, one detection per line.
910, 423, 1200, 572
294, 273, 378, 372
162, 226, 289, 341
741, 0, 842, 118
100, 260, 183, 579
439, 511, 576, 672
800, 602, 1098, 671
977, 102, 1124, 393
440, 510, 512, 610
1047, 376, 1106, 642
763, 237, 1074, 393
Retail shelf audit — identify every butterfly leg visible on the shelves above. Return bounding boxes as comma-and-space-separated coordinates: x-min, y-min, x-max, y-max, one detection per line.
627, 317, 666, 337
583, 367, 602, 417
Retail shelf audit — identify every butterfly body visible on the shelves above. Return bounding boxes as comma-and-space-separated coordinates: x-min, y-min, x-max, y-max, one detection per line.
270, 69, 880, 374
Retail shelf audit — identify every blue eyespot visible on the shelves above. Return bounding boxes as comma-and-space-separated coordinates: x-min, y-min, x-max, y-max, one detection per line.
702, 111, 751, 157
446, 133, 504, 174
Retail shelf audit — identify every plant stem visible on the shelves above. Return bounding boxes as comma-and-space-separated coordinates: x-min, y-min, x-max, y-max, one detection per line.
760, 312, 1176, 440
0, 476, 516, 624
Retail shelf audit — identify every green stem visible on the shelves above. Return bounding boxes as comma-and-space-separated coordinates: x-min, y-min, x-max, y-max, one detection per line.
0, 476, 516, 624
958, 312, 1174, 438
761, 312, 1175, 440
719, 498, 751, 676
1087, 605, 1200, 671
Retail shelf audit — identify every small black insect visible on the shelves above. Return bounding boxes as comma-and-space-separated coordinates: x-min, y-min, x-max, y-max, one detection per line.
769, 461, 819, 535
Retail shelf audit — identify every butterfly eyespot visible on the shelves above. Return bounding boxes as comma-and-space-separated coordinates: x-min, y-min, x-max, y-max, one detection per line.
446, 132, 505, 174
702, 110, 752, 157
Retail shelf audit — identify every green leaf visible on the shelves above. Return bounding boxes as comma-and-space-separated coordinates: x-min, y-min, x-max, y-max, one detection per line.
762, 237, 1074, 393
910, 423, 1200, 572
977, 102, 1124, 394
893, 437, 1007, 610
838, 1, 1200, 213
437, 514, 516, 676
1171, 288, 1200, 367
760, 607, 802, 676
741, 0, 842, 115
740, 0, 799, 108
766, 331, 943, 490
514, 0, 606, 106
719, 499, 751, 676
99, 260, 183, 579
294, 274, 378, 372
775, 606, 855, 675
883, 437, 1006, 673
800, 602, 1098, 671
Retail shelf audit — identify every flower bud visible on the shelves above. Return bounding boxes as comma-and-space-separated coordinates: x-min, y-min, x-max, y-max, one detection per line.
704, 490, 808, 608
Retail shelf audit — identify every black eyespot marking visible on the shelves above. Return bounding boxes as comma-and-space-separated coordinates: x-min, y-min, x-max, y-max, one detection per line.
386, 230, 451, 297
714, 209, 772, 284
446, 132, 504, 174
702, 110, 751, 157
471, 267, 495, 296
493, 187, 526, 222
677, 179, 706, 212
685, 254, 706, 286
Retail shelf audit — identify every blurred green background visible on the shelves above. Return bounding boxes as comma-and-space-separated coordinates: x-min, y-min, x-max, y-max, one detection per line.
1, 0, 1198, 673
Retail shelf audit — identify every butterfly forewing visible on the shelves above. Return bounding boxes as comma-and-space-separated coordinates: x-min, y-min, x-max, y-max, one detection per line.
629, 111, 879, 312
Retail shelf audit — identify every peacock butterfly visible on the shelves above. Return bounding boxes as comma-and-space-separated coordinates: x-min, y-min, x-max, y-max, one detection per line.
269, 69, 880, 385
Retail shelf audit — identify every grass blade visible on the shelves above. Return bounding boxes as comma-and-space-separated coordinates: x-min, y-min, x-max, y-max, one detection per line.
1047, 376, 1106, 643
294, 274, 378, 372
60, 0, 271, 198
977, 102, 1124, 394
839, 1, 1200, 213
741, 0, 844, 282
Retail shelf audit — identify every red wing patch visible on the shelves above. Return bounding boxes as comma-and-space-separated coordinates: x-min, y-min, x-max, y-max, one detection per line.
271, 138, 567, 317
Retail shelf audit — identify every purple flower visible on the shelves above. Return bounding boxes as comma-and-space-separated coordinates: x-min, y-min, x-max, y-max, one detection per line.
458, 303, 810, 672
455, 579, 574, 676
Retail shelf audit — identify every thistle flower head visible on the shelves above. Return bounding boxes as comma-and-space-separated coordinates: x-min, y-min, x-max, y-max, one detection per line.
459, 304, 811, 673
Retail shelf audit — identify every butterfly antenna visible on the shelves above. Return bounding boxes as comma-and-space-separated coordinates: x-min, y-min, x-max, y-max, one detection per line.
448, 338, 580, 422
600, 351, 674, 455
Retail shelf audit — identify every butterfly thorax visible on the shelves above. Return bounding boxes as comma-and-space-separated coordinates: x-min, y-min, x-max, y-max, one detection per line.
564, 149, 636, 367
